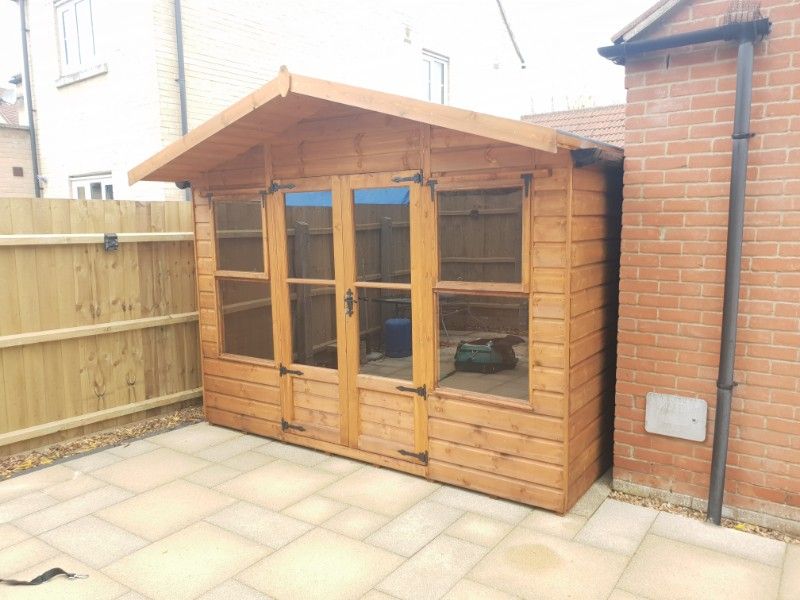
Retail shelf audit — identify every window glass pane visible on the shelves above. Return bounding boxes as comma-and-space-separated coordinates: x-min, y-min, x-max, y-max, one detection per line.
76, 186, 86, 200
437, 293, 528, 401
60, 6, 77, 69
438, 187, 523, 283
74, 0, 95, 64
90, 182, 102, 199
220, 279, 274, 360
104, 184, 114, 200
214, 200, 264, 272
353, 187, 410, 284
289, 283, 338, 368
357, 288, 412, 381
285, 191, 334, 280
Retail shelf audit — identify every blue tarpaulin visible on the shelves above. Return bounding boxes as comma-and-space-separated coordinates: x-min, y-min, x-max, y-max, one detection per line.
285, 188, 409, 207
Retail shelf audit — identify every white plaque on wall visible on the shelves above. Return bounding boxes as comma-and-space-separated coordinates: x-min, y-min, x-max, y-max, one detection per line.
644, 393, 708, 442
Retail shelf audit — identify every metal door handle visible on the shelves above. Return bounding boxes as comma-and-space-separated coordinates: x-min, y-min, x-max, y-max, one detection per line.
344, 288, 357, 316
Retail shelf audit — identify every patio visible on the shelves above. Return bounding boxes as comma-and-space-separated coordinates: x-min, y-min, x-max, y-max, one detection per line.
0, 422, 797, 600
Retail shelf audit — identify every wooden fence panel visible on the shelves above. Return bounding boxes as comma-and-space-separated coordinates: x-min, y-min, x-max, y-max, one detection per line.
0, 198, 201, 455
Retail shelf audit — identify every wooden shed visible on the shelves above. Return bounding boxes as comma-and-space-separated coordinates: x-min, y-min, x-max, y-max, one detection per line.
129, 68, 623, 513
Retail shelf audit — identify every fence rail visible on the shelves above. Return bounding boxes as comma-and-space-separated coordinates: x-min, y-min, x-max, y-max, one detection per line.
0, 197, 201, 455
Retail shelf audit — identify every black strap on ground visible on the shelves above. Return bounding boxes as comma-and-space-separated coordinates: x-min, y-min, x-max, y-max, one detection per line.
0, 567, 88, 586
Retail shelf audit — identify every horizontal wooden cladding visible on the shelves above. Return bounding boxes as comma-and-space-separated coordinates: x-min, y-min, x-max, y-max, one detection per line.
205, 374, 279, 405
203, 358, 279, 387
428, 418, 563, 465
428, 396, 563, 442
571, 216, 619, 242
571, 240, 619, 268
572, 167, 609, 193
571, 283, 616, 318
358, 385, 415, 455
290, 374, 341, 445
429, 439, 564, 489
205, 391, 281, 422
206, 406, 282, 439
430, 144, 534, 174
429, 460, 564, 513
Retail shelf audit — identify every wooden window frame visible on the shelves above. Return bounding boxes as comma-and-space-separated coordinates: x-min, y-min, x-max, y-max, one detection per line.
431, 173, 534, 408
211, 194, 274, 364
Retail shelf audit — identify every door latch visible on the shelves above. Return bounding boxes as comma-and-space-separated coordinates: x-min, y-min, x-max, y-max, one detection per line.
281, 419, 306, 432
279, 363, 304, 377
398, 449, 428, 464
396, 384, 427, 398
344, 288, 356, 316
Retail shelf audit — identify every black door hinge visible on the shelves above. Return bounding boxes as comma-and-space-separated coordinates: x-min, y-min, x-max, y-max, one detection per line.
398, 449, 428, 464
281, 419, 306, 432
279, 363, 304, 376
427, 178, 437, 196
344, 288, 356, 316
391, 172, 423, 184
268, 181, 296, 194
396, 384, 427, 398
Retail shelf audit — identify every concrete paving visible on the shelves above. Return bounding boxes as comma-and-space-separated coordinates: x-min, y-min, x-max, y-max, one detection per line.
0, 421, 796, 600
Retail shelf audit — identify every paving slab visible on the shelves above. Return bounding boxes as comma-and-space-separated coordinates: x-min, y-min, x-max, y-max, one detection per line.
148, 422, 243, 454
0, 523, 29, 551
574, 498, 658, 555
64, 450, 122, 472
0, 537, 59, 575
650, 511, 786, 567
519, 509, 586, 539
779, 543, 800, 600
617, 534, 781, 600
238, 528, 403, 600
196, 435, 269, 462
469, 526, 628, 600
198, 579, 272, 599
206, 500, 313, 549
377, 534, 487, 600
315, 455, 364, 475
319, 467, 439, 517
6, 552, 128, 600
0, 491, 56, 524
104, 521, 268, 600
92, 447, 209, 493
322, 505, 391, 539
43, 472, 105, 500
96, 479, 235, 540
184, 463, 242, 487
38, 515, 148, 569
257, 441, 330, 466
445, 512, 514, 548
0, 465, 76, 503
106, 439, 159, 458
282, 494, 347, 525
220, 450, 276, 471
368, 500, 463, 557
442, 579, 518, 600
568, 473, 611, 518
428, 485, 530, 525
217, 460, 337, 510
14, 485, 132, 535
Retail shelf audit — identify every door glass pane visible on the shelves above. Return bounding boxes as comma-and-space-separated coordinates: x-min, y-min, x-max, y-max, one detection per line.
214, 200, 264, 272
357, 288, 412, 381
353, 187, 411, 284
285, 191, 334, 279
438, 187, 523, 283
219, 279, 274, 360
289, 283, 338, 368
437, 293, 528, 401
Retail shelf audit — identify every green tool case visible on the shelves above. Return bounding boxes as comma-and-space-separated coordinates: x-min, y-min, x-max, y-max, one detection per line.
453, 339, 519, 374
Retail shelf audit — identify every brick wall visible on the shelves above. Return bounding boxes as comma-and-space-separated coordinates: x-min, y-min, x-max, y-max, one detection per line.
616, 0, 800, 531
0, 125, 34, 197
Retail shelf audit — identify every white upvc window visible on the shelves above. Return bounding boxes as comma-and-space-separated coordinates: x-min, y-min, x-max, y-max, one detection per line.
70, 173, 113, 200
55, 0, 97, 74
423, 50, 449, 105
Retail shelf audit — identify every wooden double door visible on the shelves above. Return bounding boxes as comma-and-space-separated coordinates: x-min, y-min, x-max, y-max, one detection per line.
266, 171, 430, 465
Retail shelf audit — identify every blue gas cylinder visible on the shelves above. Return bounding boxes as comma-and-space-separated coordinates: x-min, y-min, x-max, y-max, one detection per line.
384, 318, 412, 358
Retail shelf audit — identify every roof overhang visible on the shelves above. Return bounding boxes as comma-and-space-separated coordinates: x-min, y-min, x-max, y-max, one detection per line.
612, 0, 687, 43
129, 67, 619, 185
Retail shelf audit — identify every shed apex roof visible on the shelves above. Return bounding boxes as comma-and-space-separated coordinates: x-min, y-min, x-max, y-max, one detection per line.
612, 0, 688, 43
128, 67, 619, 185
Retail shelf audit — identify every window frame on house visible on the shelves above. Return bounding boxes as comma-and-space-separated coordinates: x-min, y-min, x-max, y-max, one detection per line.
423, 50, 449, 105
54, 0, 98, 76
70, 172, 113, 200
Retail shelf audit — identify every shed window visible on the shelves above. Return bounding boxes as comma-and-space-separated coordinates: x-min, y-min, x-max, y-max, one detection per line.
214, 200, 265, 273
437, 293, 528, 402
438, 187, 523, 284
70, 172, 113, 200
219, 280, 274, 360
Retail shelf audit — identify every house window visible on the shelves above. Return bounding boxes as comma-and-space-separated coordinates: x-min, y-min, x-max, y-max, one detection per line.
56, 0, 97, 74
70, 173, 113, 200
423, 50, 448, 104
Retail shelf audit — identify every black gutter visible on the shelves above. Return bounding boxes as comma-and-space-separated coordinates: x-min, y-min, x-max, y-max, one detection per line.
18, 0, 41, 197
598, 18, 770, 65
174, 0, 190, 197
598, 17, 770, 526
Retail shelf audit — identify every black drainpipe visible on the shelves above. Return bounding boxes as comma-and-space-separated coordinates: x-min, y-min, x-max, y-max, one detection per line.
598, 16, 770, 525
174, 0, 190, 198
18, 0, 41, 198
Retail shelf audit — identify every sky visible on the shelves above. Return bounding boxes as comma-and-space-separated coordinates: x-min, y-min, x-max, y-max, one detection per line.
0, 0, 653, 112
